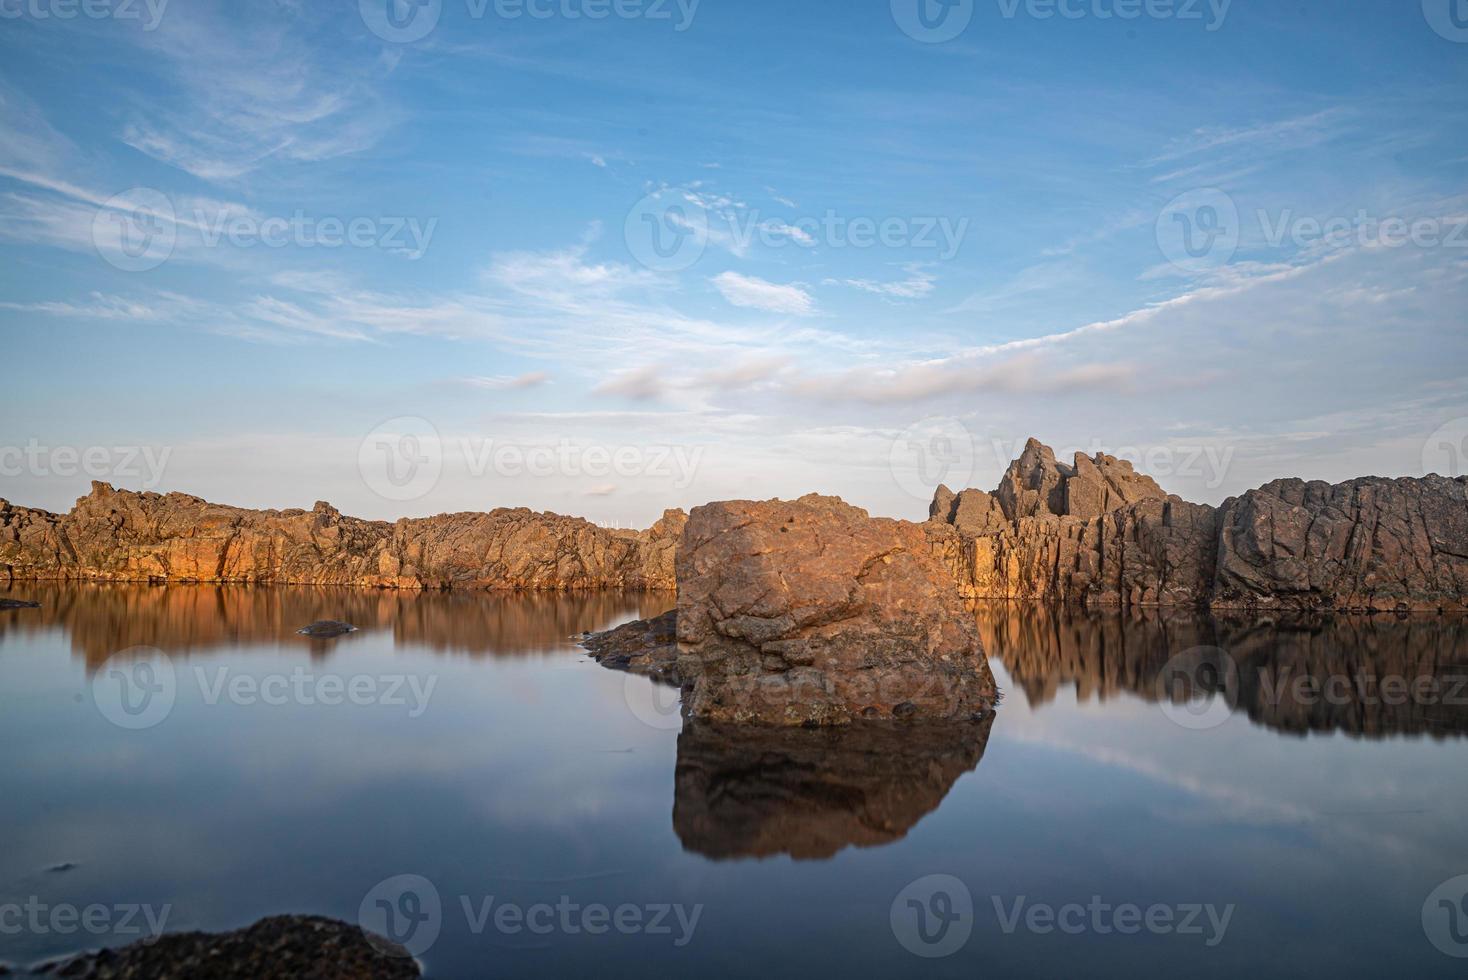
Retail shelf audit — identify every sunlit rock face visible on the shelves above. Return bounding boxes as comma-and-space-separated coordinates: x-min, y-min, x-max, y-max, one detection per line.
928, 439, 1468, 613
0, 482, 684, 592
673, 714, 995, 860
672, 494, 997, 726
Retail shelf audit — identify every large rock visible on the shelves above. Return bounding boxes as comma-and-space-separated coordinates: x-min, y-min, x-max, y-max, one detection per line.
671, 494, 996, 726
928, 440, 1468, 612
0, 484, 683, 592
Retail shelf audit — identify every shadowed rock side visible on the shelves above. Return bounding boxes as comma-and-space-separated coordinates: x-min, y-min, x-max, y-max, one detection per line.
927, 437, 1468, 612
673, 714, 995, 860
673, 495, 997, 725
0, 582, 666, 668
41, 915, 419, 979
976, 602, 1468, 738
1, 482, 684, 592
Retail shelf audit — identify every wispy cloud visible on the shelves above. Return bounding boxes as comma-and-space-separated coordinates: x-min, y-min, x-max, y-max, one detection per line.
711, 271, 816, 315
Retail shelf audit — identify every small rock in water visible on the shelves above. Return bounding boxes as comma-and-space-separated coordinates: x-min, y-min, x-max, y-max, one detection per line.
45, 861, 78, 873
297, 621, 358, 639
0, 599, 40, 611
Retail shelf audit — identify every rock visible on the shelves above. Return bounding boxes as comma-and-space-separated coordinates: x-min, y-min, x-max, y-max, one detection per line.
45, 862, 77, 873
929, 439, 1468, 612
1214, 476, 1468, 612
672, 494, 996, 725
43, 915, 419, 979
297, 621, 358, 639
1, 483, 682, 593
673, 713, 995, 859
0, 598, 40, 610
582, 609, 679, 682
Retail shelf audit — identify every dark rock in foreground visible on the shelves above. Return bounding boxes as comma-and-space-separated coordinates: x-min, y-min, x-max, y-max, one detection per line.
674, 714, 995, 859
0, 598, 40, 610
41, 915, 418, 979
297, 621, 358, 639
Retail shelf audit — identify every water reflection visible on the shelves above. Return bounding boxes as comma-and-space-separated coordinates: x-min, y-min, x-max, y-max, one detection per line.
976, 603, 1468, 738
0, 583, 668, 667
673, 714, 995, 860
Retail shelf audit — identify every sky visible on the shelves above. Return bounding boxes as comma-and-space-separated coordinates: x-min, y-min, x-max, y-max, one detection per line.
1, 0, 1466, 526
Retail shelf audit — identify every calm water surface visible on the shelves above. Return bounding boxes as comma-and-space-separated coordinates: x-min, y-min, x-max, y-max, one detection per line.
2, 584, 1466, 977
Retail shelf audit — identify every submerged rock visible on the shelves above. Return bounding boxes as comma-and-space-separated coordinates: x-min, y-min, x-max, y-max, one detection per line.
0, 598, 40, 610
41, 915, 419, 979
297, 621, 358, 639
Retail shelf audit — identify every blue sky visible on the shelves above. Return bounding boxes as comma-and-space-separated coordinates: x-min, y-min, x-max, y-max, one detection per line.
2, 0, 1466, 524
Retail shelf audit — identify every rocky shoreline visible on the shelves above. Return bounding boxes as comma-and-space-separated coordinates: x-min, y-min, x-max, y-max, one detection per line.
5, 439, 1465, 612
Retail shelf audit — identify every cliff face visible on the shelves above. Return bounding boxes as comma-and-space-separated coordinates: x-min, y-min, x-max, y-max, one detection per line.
927, 439, 1468, 612
0, 482, 684, 591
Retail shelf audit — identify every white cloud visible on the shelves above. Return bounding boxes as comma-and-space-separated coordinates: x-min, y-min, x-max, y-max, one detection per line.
711, 271, 816, 315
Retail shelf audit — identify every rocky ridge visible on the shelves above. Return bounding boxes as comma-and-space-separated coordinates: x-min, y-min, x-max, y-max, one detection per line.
925, 438, 1468, 612
1, 483, 684, 592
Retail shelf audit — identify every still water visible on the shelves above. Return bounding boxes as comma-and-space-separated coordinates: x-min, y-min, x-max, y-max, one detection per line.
1, 584, 1465, 977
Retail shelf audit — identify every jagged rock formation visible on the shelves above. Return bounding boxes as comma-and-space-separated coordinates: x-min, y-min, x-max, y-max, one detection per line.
977, 602, 1468, 739
44, 915, 419, 979
927, 438, 1468, 612
598, 494, 997, 726
0, 482, 684, 592
673, 714, 995, 860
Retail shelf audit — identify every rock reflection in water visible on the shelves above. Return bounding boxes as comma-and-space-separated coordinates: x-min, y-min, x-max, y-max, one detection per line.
672, 713, 995, 860
0, 582, 667, 669
976, 603, 1468, 738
